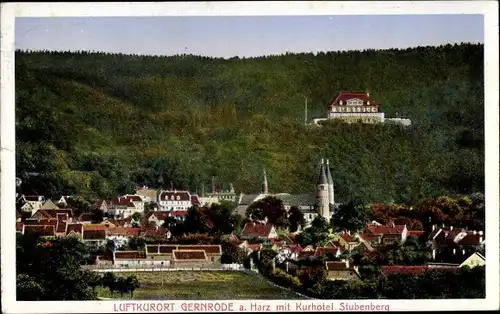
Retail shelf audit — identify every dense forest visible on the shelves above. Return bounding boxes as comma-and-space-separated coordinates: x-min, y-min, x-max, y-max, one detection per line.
15, 43, 484, 203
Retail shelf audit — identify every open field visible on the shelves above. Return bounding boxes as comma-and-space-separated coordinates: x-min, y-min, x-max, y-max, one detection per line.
97, 271, 308, 300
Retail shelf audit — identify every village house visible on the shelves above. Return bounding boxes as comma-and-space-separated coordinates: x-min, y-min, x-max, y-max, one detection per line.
135, 185, 159, 203
50, 195, 71, 207
172, 250, 211, 267
41, 199, 59, 210
122, 194, 146, 213
30, 208, 74, 222
113, 251, 150, 266
158, 190, 194, 211
314, 245, 344, 260
325, 260, 361, 281
23, 225, 56, 238
108, 196, 139, 219
106, 227, 142, 248
92, 199, 108, 212
275, 244, 304, 263
144, 244, 222, 266
65, 223, 84, 240
357, 222, 408, 248
17, 195, 45, 216
332, 231, 360, 251
240, 221, 278, 240
82, 229, 107, 248
428, 225, 485, 261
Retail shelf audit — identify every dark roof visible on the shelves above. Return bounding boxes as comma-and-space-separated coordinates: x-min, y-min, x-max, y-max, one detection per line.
24, 218, 58, 226
459, 234, 483, 245
141, 227, 169, 237
381, 265, 459, 276
241, 221, 275, 238
146, 245, 159, 254
114, 251, 147, 259
66, 223, 83, 235
317, 162, 328, 185
83, 230, 106, 240
24, 195, 45, 202
327, 92, 377, 108
124, 195, 143, 202
110, 197, 135, 207
239, 194, 260, 205
326, 261, 352, 271
24, 225, 55, 237
159, 191, 191, 201
325, 160, 334, 185
56, 220, 67, 233
191, 195, 201, 205
159, 245, 177, 254
173, 250, 207, 260
178, 245, 222, 254
274, 194, 316, 207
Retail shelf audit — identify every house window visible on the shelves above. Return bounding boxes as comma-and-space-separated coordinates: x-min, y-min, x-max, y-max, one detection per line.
177, 196, 180, 200
171, 196, 174, 200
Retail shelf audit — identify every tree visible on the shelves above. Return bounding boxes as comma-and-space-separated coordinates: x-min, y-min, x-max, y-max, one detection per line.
16, 235, 99, 300
288, 206, 306, 232
125, 275, 140, 298
246, 196, 288, 228
66, 196, 92, 216
90, 209, 104, 223
144, 202, 157, 214
331, 201, 372, 233
131, 212, 141, 227
102, 272, 118, 297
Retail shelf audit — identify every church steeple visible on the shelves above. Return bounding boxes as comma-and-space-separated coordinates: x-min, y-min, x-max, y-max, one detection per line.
325, 159, 335, 205
262, 169, 269, 194
316, 158, 329, 219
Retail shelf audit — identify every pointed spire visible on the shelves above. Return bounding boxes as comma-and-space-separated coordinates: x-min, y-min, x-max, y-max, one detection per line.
317, 159, 328, 185
326, 159, 333, 184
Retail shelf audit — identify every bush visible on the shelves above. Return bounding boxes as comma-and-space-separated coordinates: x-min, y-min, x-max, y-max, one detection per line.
268, 268, 301, 288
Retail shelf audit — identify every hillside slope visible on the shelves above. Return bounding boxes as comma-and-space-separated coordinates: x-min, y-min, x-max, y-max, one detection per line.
15, 44, 484, 203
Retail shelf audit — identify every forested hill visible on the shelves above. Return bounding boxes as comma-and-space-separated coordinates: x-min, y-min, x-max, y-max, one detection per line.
15, 43, 484, 203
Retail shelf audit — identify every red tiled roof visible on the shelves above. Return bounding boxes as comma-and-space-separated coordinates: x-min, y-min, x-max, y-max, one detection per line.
358, 232, 378, 243
315, 247, 342, 257
407, 230, 425, 236
246, 244, 262, 251
381, 265, 459, 276
24, 218, 58, 226
24, 225, 55, 237
327, 92, 377, 108
83, 224, 111, 231
159, 191, 191, 201
170, 210, 188, 217
339, 231, 354, 242
298, 251, 315, 259
366, 224, 405, 235
147, 211, 171, 220
178, 245, 222, 254
458, 234, 484, 246
141, 227, 169, 237
241, 222, 275, 238
124, 195, 143, 202
110, 197, 135, 207
114, 251, 147, 259
56, 220, 67, 233
282, 244, 303, 254
107, 227, 142, 236
326, 261, 352, 271
173, 250, 207, 260
159, 245, 177, 254
83, 230, 106, 240
66, 223, 83, 235
146, 245, 159, 254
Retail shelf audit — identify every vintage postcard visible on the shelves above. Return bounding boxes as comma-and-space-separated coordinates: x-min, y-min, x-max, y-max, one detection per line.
1, 1, 499, 313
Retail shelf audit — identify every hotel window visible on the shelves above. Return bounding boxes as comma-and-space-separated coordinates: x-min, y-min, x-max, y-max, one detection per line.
346, 107, 350, 112
372, 107, 376, 112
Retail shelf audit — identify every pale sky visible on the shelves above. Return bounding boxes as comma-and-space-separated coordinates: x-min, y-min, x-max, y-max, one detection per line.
15, 15, 483, 58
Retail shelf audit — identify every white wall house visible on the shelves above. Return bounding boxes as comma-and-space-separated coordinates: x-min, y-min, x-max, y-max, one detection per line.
158, 190, 192, 211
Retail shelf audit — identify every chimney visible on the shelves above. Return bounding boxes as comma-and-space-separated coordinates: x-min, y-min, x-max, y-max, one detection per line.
473, 230, 477, 235
462, 249, 465, 256
478, 231, 483, 236
264, 217, 268, 224
453, 248, 456, 255
479, 236, 483, 243
432, 249, 436, 260
450, 226, 453, 231
432, 225, 436, 231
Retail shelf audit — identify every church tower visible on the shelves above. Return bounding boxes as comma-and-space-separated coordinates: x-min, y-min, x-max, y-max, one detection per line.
325, 159, 335, 206
262, 169, 269, 194
316, 159, 330, 220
